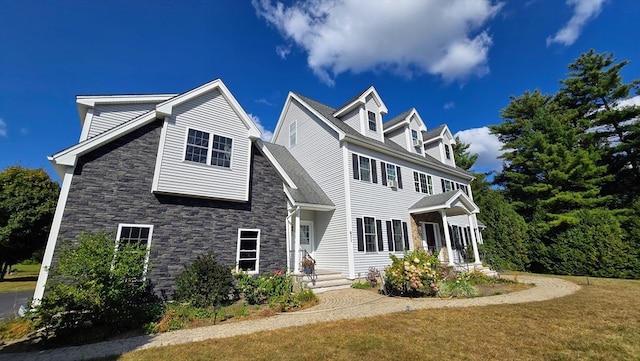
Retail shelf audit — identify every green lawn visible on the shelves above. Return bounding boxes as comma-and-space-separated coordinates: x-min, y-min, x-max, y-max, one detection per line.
0, 263, 40, 293
111, 276, 640, 361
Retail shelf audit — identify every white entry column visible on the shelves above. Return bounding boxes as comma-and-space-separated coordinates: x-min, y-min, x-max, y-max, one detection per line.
440, 210, 455, 267
293, 207, 301, 274
468, 214, 481, 265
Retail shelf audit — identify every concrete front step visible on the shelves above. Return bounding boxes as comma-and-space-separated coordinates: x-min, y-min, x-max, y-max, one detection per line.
454, 263, 499, 277
298, 270, 352, 294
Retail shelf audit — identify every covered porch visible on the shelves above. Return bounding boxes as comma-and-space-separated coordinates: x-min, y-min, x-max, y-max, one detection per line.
409, 190, 483, 269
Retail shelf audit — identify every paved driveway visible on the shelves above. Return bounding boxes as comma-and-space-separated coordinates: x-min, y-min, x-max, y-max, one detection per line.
0, 290, 32, 320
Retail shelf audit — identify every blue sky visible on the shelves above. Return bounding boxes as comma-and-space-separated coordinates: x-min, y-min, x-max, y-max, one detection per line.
1, 0, 638, 181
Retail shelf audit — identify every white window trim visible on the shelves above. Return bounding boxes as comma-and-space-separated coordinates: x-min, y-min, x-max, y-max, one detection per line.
182, 127, 234, 169
359, 155, 372, 182
236, 228, 261, 274
367, 111, 377, 132
391, 219, 404, 253
289, 121, 297, 148
363, 217, 377, 253
115, 223, 154, 278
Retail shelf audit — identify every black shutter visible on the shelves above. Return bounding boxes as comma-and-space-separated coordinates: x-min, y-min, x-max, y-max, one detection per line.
402, 222, 410, 250
381, 162, 387, 186
397, 166, 403, 189
386, 221, 393, 252
371, 159, 378, 184
441, 178, 445, 192
376, 219, 384, 252
356, 218, 364, 252
352, 154, 359, 180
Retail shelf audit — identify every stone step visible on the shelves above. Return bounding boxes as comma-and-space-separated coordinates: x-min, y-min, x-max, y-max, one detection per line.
298, 270, 352, 294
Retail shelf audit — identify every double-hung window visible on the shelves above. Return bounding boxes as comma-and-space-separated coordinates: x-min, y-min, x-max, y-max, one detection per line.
368, 111, 377, 131
115, 224, 153, 278
359, 157, 371, 182
412, 130, 419, 142
185, 129, 209, 164
237, 229, 260, 273
442, 179, 453, 192
211, 135, 232, 167
356, 217, 383, 252
392, 220, 404, 252
445, 144, 451, 160
184, 128, 232, 168
381, 162, 402, 188
413, 171, 433, 194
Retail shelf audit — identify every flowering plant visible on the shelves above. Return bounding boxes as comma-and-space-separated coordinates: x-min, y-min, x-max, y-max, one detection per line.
301, 254, 315, 268
383, 249, 442, 297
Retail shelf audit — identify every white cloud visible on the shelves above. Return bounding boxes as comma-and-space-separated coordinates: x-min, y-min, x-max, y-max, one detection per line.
248, 113, 274, 141
0, 118, 7, 137
455, 126, 503, 172
443, 102, 455, 110
253, 0, 503, 85
276, 45, 291, 59
255, 98, 274, 106
546, 0, 607, 46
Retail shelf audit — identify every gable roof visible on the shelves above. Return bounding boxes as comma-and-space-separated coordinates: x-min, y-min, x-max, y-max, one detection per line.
422, 124, 454, 144
383, 108, 426, 134
76, 94, 177, 127
290, 93, 473, 180
409, 190, 479, 215
261, 142, 334, 209
332, 86, 388, 118
50, 79, 261, 178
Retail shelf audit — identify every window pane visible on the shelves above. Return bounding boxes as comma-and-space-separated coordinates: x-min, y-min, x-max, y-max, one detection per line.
185, 129, 209, 163
238, 259, 256, 271
393, 220, 403, 251
386, 164, 396, 181
212, 135, 232, 168
414, 172, 420, 192
359, 157, 371, 182
237, 229, 259, 272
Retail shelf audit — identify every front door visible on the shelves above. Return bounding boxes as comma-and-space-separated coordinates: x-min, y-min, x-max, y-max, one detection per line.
421, 222, 441, 255
300, 221, 314, 257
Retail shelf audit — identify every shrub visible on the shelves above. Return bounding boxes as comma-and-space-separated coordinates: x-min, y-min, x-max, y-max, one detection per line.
437, 272, 480, 298
383, 250, 442, 297
31, 232, 164, 339
233, 270, 293, 305
174, 253, 235, 308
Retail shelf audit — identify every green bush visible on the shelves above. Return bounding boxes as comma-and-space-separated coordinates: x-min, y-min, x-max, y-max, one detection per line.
437, 274, 480, 298
351, 281, 372, 289
31, 232, 164, 339
174, 253, 235, 308
233, 270, 293, 305
383, 250, 442, 297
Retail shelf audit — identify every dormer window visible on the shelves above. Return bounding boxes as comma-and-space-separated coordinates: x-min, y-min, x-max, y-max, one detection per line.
367, 111, 377, 131
412, 129, 419, 141
445, 144, 451, 160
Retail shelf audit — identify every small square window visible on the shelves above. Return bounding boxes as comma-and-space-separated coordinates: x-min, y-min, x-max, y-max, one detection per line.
368, 111, 377, 131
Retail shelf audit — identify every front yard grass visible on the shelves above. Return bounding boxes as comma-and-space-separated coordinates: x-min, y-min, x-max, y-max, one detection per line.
0, 263, 40, 293
111, 276, 640, 361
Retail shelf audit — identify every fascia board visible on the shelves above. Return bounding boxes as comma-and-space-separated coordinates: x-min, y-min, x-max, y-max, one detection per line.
295, 203, 336, 211
271, 93, 294, 141
52, 111, 158, 166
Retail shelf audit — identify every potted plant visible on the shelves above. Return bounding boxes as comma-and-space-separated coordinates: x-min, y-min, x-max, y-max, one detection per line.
301, 254, 315, 274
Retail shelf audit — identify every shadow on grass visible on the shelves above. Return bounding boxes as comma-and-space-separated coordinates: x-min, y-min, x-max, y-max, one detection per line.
0, 276, 38, 283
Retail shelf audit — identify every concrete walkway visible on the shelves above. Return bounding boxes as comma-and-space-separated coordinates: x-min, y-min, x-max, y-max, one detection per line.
0, 276, 579, 361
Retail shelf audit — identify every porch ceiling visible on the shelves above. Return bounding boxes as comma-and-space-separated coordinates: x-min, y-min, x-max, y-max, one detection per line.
409, 190, 479, 216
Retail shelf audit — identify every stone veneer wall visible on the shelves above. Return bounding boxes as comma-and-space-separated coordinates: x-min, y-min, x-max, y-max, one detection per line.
409, 213, 449, 263
55, 120, 287, 297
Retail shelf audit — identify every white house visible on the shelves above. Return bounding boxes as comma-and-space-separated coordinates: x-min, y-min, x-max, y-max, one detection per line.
271, 86, 486, 279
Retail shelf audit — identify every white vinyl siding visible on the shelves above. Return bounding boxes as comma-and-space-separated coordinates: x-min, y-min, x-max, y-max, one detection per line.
289, 121, 297, 147
363, 95, 383, 141
340, 107, 360, 132
87, 103, 158, 138
154, 89, 251, 201
272, 99, 349, 274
